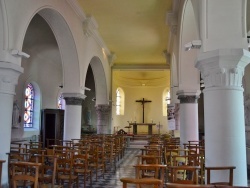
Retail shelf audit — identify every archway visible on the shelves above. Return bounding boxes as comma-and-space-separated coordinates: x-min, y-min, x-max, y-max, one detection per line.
89, 56, 108, 105
89, 56, 110, 133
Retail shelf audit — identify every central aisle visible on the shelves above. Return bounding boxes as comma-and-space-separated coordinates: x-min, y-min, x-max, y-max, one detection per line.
85, 148, 141, 188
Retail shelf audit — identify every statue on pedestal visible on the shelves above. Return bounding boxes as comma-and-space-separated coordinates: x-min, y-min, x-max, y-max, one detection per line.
12, 100, 21, 128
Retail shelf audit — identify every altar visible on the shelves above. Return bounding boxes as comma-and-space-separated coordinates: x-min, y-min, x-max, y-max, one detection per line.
129, 122, 156, 135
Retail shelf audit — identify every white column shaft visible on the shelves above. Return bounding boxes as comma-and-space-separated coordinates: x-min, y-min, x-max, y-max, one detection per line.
0, 93, 13, 184
179, 103, 199, 145
196, 49, 250, 186
64, 105, 82, 140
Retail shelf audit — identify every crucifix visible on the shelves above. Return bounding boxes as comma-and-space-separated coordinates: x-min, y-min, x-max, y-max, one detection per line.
136, 98, 152, 123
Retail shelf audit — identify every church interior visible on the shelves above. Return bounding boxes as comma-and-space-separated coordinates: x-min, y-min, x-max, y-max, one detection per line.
1, 0, 250, 187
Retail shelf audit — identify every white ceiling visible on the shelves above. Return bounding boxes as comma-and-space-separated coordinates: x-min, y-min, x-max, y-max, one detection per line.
78, 0, 172, 86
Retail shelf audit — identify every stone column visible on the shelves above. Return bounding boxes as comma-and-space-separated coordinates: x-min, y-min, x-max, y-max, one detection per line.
176, 90, 200, 146
195, 49, 250, 186
0, 62, 23, 186
95, 104, 111, 134
63, 93, 85, 141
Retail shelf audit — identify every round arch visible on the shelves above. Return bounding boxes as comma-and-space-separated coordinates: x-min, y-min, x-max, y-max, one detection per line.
89, 56, 108, 105
178, 0, 200, 90
36, 8, 81, 92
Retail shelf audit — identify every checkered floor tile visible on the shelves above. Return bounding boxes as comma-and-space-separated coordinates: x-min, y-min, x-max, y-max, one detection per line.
82, 148, 140, 188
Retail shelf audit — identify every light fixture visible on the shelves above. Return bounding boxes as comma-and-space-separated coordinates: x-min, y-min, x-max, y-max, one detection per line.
184, 40, 202, 51
11, 49, 30, 58
200, 79, 205, 88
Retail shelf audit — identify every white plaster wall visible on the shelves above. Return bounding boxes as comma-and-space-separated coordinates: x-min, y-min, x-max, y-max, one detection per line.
13, 15, 62, 139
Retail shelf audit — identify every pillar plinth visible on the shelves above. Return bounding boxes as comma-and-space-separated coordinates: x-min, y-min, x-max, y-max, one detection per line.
196, 48, 250, 186
177, 90, 200, 146
63, 93, 85, 140
95, 104, 111, 134
0, 62, 23, 186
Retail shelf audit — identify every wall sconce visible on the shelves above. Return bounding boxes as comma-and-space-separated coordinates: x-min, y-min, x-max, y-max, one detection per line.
184, 40, 202, 51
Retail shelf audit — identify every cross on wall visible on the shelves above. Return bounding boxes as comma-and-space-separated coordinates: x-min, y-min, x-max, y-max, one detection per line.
135, 98, 152, 123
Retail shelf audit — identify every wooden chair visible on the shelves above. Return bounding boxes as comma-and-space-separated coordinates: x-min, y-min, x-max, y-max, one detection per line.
56, 153, 78, 187
166, 183, 214, 188
205, 166, 236, 186
120, 177, 162, 188
134, 164, 167, 188
168, 166, 200, 184
73, 152, 92, 187
88, 143, 105, 181
0, 160, 6, 186
38, 155, 61, 187
136, 155, 161, 165
10, 161, 41, 188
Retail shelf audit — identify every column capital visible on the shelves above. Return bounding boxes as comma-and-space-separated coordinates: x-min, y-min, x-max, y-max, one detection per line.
195, 48, 250, 89
62, 93, 86, 105
176, 89, 200, 104
0, 62, 23, 95
95, 104, 111, 114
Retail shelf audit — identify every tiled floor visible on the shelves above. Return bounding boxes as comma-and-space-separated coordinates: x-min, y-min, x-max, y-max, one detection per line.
84, 148, 140, 188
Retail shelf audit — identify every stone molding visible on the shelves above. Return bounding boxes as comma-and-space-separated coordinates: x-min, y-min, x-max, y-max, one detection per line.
0, 62, 23, 95
196, 49, 250, 89
178, 95, 199, 104
64, 97, 84, 105
95, 104, 111, 115
63, 93, 85, 105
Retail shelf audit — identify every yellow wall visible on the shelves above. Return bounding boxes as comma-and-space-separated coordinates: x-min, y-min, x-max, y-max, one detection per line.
112, 72, 169, 134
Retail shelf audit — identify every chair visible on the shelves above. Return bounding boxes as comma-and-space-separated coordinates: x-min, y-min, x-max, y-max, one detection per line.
136, 155, 161, 165
166, 183, 214, 188
0, 160, 6, 186
168, 166, 200, 184
88, 143, 105, 181
134, 164, 167, 188
73, 152, 92, 187
56, 153, 78, 187
10, 161, 41, 188
39, 155, 61, 187
205, 166, 236, 186
120, 177, 162, 188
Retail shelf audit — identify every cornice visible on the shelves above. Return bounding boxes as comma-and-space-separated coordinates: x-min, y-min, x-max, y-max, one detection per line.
112, 64, 169, 70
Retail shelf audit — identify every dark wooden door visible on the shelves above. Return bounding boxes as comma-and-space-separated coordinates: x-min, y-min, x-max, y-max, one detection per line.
41, 109, 64, 148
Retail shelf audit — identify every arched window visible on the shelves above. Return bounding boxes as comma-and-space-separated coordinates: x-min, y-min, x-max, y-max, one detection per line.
163, 89, 170, 116
24, 83, 35, 128
116, 87, 125, 115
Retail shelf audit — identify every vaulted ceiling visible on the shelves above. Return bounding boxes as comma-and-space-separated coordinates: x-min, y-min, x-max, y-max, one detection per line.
78, 0, 172, 87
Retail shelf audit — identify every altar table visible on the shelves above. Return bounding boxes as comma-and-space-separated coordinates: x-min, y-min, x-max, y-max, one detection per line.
129, 123, 156, 135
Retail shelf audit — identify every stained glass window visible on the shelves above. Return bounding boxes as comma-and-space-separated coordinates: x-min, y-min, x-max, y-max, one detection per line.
24, 83, 34, 128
